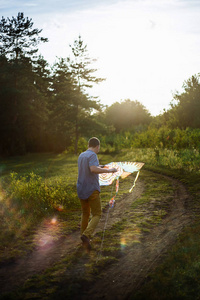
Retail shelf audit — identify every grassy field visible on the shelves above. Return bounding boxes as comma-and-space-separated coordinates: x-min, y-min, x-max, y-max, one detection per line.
0, 152, 128, 264
0, 149, 200, 299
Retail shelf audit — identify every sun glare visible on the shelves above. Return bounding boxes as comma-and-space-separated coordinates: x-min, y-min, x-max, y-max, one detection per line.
81, 3, 185, 114
34, 0, 200, 115
51, 217, 57, 225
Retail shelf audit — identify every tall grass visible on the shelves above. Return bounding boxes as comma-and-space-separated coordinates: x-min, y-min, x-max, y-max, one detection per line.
0, 153, 81, 262
117, 148, 200, 174
8, 172, 79, 214
99, 127, 200, 152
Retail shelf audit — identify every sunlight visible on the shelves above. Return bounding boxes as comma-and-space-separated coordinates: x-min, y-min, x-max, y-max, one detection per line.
3, 0, 199, 115
80, 2, 186, 114
51, 217, 57, 225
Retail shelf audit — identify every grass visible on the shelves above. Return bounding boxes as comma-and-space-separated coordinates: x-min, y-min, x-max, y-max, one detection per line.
126, 153, 200, 300
0, 152, 137, 264
0, 149, 200, 299
0, 152, 78, 183
1, 169, 174, 300
0, 153, 79, 263
132, 222, 200, 300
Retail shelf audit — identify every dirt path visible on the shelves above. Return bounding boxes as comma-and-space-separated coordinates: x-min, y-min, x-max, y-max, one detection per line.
0, 173, 193, 298
81, 176, 192, 300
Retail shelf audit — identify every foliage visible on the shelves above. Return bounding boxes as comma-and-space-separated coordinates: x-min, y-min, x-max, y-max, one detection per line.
118, 147, 200, 174
98, 127, 200, 161
49, 57, 75, 152
1, 12, 200, 159
0, 12, 50, 156
69, 35, 104, 90
171, 74, 200, 129
0, 55, 50, 155
104, 99, 151, 133
68, 35, 105, 153
0, 14, 105, 156
131, 126, 200, 150
157, 74, 200, 129
99, 131, 135, 153
7, 172, 79, 214
0, 12, 48, 59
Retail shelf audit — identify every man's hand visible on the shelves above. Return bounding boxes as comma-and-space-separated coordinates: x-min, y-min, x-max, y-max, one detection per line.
90, 166, 117, 174
109, 168, 117, 173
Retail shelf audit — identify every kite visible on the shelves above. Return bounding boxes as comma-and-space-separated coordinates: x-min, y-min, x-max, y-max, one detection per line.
99, 162, 144, 207
96, 162, 145, 261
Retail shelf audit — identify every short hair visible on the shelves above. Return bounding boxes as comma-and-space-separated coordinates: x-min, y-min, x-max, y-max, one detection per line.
88, 137, 100, 148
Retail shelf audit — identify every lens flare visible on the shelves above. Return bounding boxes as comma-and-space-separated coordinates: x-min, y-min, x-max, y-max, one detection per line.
55, 204, 64, 211
38, 235, 53, 247
33, 217, 61, 249
120, 237, 126, 250
51, 217, 57, 225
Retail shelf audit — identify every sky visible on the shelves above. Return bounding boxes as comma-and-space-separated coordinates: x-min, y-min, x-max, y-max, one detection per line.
1, 0, 200, 116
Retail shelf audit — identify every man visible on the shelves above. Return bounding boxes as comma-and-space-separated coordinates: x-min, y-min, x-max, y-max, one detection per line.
77, 137, 117, 251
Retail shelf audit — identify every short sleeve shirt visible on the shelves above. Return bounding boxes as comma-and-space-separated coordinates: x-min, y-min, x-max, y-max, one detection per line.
77, 149, 100, 200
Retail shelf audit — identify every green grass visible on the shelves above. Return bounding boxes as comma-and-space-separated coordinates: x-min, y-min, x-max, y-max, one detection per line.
0, 152, 78, 183
0, 152, 139, 264
132, 222, 200, 300
124, 152, 200, 300
0, 153, 80, 263
0, 149, 200, 299
0, 168, 175, 300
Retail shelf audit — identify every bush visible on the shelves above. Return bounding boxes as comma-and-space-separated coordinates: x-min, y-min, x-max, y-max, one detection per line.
127, 127, 200, 150
8, 172, 79, 215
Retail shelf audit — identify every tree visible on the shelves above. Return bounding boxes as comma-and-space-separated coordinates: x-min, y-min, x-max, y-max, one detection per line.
171, 74, 200, 128
69, 35, 105, 154
0, 12, 49, 155
26, 55, 51, 152
104, 99, 151, 133
50, 57, 75, 152
0, 12, 48, 59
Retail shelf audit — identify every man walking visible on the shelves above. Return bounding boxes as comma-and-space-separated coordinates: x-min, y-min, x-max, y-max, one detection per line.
77, 137, 117, 251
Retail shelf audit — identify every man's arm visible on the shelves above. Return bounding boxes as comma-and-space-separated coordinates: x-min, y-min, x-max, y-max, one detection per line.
90, 165, 117, 174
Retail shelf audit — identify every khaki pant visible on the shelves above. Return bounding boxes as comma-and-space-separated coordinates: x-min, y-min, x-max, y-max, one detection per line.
80, 190, 101, 239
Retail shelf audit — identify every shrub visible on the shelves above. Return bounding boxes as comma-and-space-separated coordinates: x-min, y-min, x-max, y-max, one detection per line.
8, 172, 79, 215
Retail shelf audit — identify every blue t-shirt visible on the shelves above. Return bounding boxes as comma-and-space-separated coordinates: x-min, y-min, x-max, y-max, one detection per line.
77, 149, 100, 200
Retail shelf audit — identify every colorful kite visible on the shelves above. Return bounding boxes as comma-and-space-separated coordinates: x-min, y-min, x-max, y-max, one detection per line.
99, 162, 144, 207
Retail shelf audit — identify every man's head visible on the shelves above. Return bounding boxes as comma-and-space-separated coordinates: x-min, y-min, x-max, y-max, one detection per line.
88, 137, 100, 153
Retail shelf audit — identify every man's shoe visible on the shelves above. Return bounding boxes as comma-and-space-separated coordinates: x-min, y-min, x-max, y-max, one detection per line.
81, 234, 92, 252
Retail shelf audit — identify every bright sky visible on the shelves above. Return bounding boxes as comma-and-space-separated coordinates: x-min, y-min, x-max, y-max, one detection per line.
1, 0, 200, 115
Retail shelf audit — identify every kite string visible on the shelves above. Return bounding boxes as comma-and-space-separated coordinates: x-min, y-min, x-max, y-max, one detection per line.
96, 180, 115, 263
96, 170, 140, 262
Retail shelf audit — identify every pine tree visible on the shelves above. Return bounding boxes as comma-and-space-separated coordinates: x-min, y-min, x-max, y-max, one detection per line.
0, 12, 48, 59
50, 58, 75, 152
0, 12, 49, 155
69, 36, 104, 154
